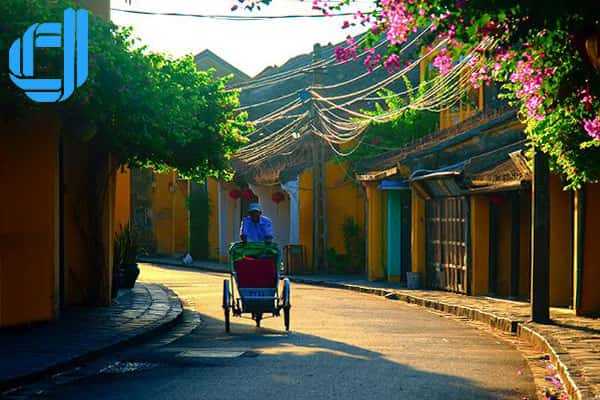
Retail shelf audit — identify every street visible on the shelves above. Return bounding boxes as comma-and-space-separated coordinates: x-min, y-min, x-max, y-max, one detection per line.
44, 264, 536, 400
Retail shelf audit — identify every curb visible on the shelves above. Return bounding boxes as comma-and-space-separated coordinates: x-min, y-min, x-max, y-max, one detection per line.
1, 284, 184, 392
139, 257, 229, 274
289, 277, 584, 400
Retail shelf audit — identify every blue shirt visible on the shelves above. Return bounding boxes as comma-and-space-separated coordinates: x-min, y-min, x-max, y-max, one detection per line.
240, 215, 274, 242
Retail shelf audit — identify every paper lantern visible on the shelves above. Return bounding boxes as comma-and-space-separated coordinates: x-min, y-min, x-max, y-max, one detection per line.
241, 188, 255, 201
271, 191, 285, 204
229, 189, 241, 200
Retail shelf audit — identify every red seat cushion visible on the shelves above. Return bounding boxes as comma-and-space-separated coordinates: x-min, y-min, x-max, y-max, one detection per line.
234, 257, 277, 288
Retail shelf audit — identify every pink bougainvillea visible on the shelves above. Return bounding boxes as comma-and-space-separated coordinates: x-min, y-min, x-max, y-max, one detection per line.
384, 53, 402, 73
334, 37, 359, 62
584, 116, 600, 139
432, 48, 453, 75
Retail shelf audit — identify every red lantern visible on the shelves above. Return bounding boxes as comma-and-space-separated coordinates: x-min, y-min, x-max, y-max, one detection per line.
271, 191, 285, 204
229, 189, 241, 200
241, 188, 255, 201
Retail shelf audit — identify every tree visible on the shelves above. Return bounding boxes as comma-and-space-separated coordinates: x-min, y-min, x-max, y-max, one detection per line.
0, 0, 250, 303
1, 0, 250, 180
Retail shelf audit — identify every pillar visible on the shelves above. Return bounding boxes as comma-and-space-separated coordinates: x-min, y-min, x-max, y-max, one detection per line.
531, 151, 550, 323
366, 182, 384, 281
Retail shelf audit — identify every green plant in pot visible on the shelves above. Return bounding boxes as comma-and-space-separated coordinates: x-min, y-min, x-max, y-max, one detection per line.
114, 224, 140, 289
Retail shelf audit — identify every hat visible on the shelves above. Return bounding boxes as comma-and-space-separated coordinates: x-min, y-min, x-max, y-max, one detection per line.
248, 203, 262, 213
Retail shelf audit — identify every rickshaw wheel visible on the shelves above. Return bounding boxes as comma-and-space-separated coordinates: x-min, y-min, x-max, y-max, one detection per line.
284, 306, 290, 331
224, 306, 230, 333
223, 279, 231, 333
254, 313, 262, 327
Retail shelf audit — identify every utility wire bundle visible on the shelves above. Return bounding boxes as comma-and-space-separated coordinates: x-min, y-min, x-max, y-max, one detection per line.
234, 29, 494, 168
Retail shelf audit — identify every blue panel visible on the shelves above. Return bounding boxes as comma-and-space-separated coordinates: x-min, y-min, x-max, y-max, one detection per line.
379, 179, 409, 191
386, 191, 402, 279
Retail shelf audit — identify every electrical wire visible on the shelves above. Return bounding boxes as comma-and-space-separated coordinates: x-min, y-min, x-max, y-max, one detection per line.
111, 7, 366, 20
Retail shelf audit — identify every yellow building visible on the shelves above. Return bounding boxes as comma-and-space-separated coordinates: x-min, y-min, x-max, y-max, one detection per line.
0, 0, 134, 328
298, 160, 366, 274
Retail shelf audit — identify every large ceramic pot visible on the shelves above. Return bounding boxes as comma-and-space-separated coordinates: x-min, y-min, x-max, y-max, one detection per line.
120, 263, 140, 289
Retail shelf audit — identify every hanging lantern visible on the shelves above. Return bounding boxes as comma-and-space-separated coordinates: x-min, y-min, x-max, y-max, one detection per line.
241, 188, 255, 201
229, 188, 241, 200
271, 191, 285, 204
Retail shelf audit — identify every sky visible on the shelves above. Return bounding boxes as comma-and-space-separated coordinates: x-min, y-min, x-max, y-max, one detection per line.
110, 0, 372, 77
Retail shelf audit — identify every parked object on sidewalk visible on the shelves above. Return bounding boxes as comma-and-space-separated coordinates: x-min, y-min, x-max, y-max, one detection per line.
283, 244, 306, 275
223, 242, 291, 332
406, 272, 422, 289
114, 224, 141, 289
182, 253, 193, 265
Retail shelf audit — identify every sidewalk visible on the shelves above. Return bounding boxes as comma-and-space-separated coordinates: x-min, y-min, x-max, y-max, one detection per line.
139, 256, 228, 273
290, 275, 600, 400
0, 283, 182, 391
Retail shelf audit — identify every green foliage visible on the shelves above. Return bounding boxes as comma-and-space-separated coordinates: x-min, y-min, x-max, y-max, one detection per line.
0, 0, 250, 181
325, 217, 365, 274
495, 29, 600, 188
342, 216, 366, 272
347, 80, 439, 164
114, 224, 139, 267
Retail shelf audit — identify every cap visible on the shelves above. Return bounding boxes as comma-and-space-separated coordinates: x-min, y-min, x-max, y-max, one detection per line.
248, 203, 262, 213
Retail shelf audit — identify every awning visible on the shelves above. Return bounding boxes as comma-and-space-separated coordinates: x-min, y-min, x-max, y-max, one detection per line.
379, 179, 409, 191
408, 163, 466, 197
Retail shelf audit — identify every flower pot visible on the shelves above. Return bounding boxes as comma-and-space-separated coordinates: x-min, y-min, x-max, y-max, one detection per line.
120, 263, 140, 289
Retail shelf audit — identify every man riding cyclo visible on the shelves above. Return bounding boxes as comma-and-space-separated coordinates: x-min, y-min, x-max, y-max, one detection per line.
233, 202, 280, 269
240, 203, 273, 244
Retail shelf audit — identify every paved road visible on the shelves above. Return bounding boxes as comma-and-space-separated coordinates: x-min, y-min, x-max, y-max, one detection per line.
49, 264, 537, 400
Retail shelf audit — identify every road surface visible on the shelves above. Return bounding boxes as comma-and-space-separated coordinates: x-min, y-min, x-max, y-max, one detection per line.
47, 264, 537, 400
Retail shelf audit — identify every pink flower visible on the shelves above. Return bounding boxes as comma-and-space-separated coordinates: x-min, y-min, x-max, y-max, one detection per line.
334, 41, 358, 62
364, 53, 382, 72
580, 87, 594, 111
342, 20, 350, 29
432, 48, 453, 75
384, 53, 401, 73
583, 116, 600, 139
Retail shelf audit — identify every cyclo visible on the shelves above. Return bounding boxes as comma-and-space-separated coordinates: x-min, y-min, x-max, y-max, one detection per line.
222, 242, 291, 332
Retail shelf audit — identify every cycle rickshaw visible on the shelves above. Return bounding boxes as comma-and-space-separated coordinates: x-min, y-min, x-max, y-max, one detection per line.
222, 242, 291, 332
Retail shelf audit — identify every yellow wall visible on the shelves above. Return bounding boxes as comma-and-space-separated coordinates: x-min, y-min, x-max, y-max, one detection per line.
207, 178, 220, 260
549, 175, 573, 307
325, 161, 366, 254
151, 171, 189, 256
439, 85, 483, 130
299, 169, 314, 271
579, 182, 600, 316
114, 167, 131, 234
298, 161, 365, 272
366, 182, 385, 280
0, 116, 59, 327
411, 188, 427, 277
470, 195, 490, 296
62, 137, 115, 307
62, 136, 92, 306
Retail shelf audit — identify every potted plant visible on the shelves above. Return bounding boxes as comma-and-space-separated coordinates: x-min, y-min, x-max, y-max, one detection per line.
114, 224, 140, 289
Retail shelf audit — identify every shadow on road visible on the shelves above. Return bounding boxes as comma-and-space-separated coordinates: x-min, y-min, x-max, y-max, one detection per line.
28, 264, 534, 400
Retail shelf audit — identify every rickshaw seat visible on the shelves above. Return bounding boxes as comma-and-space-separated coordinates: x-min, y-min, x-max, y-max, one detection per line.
234, 257, 277, 288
